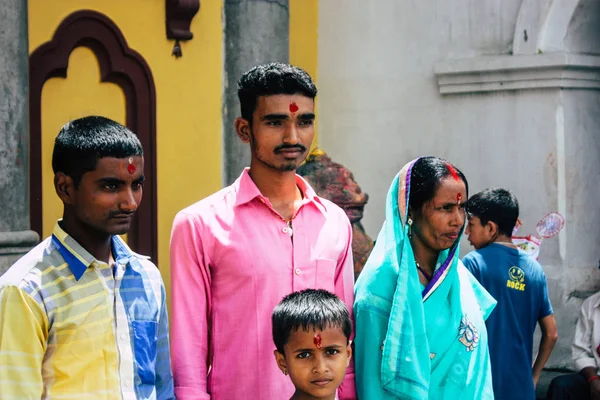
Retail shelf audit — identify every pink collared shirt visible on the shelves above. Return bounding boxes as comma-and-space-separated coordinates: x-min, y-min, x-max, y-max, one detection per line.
170, 168, 356, 400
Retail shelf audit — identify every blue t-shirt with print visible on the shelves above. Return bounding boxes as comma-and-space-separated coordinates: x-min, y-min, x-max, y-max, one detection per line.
463, 243, 553, 400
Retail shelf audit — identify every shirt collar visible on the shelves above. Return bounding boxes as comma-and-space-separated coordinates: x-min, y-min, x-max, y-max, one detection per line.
51, 221, 146, 281
234, 167, 328, 214
593, 293, 600, 309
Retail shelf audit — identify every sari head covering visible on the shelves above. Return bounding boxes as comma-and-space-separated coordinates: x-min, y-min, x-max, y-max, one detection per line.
353, 158, 496, 400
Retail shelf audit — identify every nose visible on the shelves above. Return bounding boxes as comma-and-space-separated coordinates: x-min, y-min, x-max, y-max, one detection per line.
465, 222, 471, 235
119, 187, 139, 213
282, 122, 299, 145
312, 354, 329, 374
451, 206, 465, 227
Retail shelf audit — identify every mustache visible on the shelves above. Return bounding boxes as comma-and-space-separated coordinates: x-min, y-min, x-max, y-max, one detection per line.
274, 144, 307, 153
109, 211, 135, 218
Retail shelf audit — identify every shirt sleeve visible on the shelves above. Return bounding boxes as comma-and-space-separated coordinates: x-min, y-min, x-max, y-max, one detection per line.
335, 216, 357, 400
156, 282, 175, 400
461, 253, 480, 281
572, 298, 597, 372
538, 273, 553, 319
0, 285, 48, 399
170, 211, 212, 400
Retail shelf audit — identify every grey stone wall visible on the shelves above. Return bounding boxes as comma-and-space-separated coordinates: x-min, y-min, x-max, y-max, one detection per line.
0, 0, 39, 275
222, 0, 289, 185
318, 0, 600, 373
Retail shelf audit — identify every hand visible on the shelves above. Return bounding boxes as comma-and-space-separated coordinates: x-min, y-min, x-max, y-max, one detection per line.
532, 375, 539, 389
590, 379, 600, 400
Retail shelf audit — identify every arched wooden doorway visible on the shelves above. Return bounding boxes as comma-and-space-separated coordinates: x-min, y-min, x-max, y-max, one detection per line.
29, 10, 158, 261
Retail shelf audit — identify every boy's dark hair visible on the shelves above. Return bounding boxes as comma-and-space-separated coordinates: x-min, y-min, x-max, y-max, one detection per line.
409, 156, 469, 213
467, 187, 519, 237
272, 289, 351, 354
237, 62, 317, 123
52, 116, 143, 187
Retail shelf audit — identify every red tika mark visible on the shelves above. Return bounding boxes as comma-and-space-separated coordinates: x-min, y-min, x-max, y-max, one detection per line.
446, 163, 460, 181
289, 102, 299, 113
127, 163, 136, 174
314, 333, 322, 349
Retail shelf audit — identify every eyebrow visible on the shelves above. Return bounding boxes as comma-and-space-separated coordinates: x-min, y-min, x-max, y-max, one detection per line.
293, 344, 343, 353
261, 112, 316, 121
435, 201, 462, 208
97, 175, 145, 185
262, 113, 289, 121
98, 177, 125, 185
294, 348, 313, 354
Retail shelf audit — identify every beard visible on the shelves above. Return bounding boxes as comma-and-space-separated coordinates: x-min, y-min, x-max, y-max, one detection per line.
249, 132, 305, 172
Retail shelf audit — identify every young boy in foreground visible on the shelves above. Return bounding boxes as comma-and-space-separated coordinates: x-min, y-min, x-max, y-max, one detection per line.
272, 289, 352, 400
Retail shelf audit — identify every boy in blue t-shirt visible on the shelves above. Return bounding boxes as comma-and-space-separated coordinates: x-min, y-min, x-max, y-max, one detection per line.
463, 187, 558, 400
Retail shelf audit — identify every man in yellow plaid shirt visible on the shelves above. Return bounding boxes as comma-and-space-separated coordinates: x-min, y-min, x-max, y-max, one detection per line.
0, 116, 174, 399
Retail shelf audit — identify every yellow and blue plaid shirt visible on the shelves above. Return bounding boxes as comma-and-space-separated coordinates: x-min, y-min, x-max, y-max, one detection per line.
0, 222, 174, 399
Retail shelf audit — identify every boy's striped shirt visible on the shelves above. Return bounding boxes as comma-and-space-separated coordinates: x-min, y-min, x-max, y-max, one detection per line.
0, 222, 174, 399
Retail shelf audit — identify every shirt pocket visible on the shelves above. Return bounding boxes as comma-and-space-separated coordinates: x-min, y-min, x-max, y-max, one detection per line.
131, 320, 158, 385
315, 258, 336, 293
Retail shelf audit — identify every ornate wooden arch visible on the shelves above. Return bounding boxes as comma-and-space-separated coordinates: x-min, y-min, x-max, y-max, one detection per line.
29, 10, 158, 261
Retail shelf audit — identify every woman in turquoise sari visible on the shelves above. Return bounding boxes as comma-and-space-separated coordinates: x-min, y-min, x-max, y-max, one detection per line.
354, 157, 496, 399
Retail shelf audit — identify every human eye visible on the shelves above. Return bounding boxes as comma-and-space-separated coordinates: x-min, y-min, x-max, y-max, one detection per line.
266, 120, 283, 127
325, 349, 340, 356
102, 183, 118, 191
132, 181, 144, 190
297, 352, 311, 359
298, 119, 314, 127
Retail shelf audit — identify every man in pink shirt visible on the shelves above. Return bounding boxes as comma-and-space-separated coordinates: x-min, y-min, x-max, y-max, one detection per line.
170, 63, 356, 399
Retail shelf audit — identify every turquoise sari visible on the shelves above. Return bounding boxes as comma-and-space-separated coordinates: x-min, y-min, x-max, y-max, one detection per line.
354, 159, 496, 399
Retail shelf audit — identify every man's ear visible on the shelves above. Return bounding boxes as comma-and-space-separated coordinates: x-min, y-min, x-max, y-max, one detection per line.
274, 350, 288, 375
345, 343, 352, 365
54, 172, 75, 205
487, 220, 499, 237
234, 117, 251, 143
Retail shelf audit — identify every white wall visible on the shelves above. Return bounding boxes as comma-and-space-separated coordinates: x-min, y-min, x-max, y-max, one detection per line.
318, 0, 600, 368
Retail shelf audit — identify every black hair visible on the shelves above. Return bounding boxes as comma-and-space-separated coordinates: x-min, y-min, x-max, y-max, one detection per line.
272, 289, 351, 354
409, 156, 469, 213
466, 187, 519, 237
237, 62, 317, 122
52, 116, 143, 187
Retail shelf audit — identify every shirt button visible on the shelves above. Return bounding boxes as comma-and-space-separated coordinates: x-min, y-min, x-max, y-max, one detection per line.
282, 227, 289, 234
124, 379, 131, 388
120, 333, 127, 341
295, 268, 301, 275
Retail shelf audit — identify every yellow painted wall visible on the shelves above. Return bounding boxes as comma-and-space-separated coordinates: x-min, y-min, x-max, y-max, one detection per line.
40, 47, 126, 241
29, 1, 224, 308
290, 0, 319, 146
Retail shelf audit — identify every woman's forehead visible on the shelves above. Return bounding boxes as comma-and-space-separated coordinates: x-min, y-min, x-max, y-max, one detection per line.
432, 178, 466, 201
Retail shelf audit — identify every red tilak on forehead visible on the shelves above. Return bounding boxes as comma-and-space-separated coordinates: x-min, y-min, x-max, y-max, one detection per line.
314, 333, 322, 348
446, 163, 460, 181
289, 102, 299, 113
127, 157, 136, 174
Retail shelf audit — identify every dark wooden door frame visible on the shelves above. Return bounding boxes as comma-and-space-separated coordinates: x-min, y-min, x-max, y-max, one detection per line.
29, 10, 158, 261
